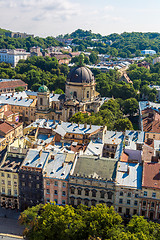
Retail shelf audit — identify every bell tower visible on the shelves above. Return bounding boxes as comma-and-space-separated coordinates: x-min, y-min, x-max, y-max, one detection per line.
37, 85, 50, 111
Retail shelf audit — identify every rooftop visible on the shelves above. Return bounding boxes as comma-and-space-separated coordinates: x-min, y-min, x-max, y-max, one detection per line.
142, 162, 160, 189
116, 162, 142, 189
22, 149, 50, 169
0, 79, 27, 90
72, 155, 117, 181
0, 153, 25, 172
125, 130, 145, 150
0, 95, 33, 107
26, 119, 102, 137
44, 152, 75, 179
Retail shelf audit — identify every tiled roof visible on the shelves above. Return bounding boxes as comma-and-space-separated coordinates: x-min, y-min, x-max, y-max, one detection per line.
142, 162, 160, 189
0, 79, 27, 89
0, 122, 14, 134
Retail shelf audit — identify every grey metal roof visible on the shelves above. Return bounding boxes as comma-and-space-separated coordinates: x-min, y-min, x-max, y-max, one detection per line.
0, 95, 33, 107
116, 162, 142, 189
27, 119, 102, 136
125, 130, 144, 150
22, 149, 50, 169
44, 152, 74, 180
72, 155, 117, 180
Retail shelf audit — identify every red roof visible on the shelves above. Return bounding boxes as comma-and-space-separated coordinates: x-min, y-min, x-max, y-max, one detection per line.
142, 162, 160, 189
0, 80, 27, 89
4, 110, 14, 117
0, 122, 14, 134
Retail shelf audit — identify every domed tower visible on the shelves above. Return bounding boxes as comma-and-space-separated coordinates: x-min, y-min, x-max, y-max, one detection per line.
62, 55, 100, 121
65, 54, 96, 102
37, 85, 50, 111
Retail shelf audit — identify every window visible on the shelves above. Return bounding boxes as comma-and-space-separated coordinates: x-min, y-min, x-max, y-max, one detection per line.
2, 187, 5, 194
62, 200, 65, 205
107, 191, 112, 200
62, 191, 66, 196
119, 198, 123, 204
8, 189, 11, 195
118, 207, 122, 213
77, 199, 81, 205
1, 180, 5, 185
134, 200, 138, 206
22, 174, 25, 179
14, 181, 17, 187
8, 181, 11, 186
73, 91, 77, 98
46, 198, 50, 203
1, 173, 4, 177
120, 191, 123, 196
54, 190, 58, 195
92, 190, 96, 197
54, 181, 58, 186
14, 190, 17, 196
22, 182, 25, 187
143, 201, 146, 206
127, 200, 130, 205
152, 192, 156, 198
14, 175, 17, 179
63, 182, 66, 188
135, 193, 139, 198
37, 176, 39, 180
70, 188, 75, 194
36, 184, 39, 189
100, 191, 105, 199
47, 181, 50, 185
40, 98, 43, 105
133, 209, 137, 215
29, 183, 31, 187
7, 174, 10, 178
47, 189, 50, 194
127, 192, 131, 197
78, 189, 82, 195
126, 208, 130, 215
85, 189, 89, 196
151, 202, 155, 207
54, 199, 57, 204
144, 191, 147, 197
87, 91, 89, 98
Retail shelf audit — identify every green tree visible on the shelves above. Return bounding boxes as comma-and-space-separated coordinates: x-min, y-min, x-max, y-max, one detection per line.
123, 98, 139, 116
114, 118, 133, 131
15, 86, 25, 92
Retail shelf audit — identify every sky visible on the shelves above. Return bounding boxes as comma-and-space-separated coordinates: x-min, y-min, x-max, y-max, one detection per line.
0, 0, 160, 37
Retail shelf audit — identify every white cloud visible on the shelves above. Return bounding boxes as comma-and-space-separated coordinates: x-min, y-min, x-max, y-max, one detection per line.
0, 0, 80, 21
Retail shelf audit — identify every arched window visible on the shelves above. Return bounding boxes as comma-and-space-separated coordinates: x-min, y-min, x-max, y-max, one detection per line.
73, 91, 77, 98
87, 91, 89, 98
69, 109, 73, 119
40, 98, 43, 105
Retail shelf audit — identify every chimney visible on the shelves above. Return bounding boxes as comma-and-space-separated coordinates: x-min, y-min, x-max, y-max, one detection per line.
39, 149, 42, 157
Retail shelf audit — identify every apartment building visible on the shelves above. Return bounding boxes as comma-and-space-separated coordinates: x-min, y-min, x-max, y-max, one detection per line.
0, 49, 30, 67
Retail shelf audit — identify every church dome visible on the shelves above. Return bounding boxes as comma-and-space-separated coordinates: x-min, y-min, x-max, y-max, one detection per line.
67, 66, 94, 83
38, 85, 49, 93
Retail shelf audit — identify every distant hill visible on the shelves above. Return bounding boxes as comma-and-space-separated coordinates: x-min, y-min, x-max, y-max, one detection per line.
59, 29, 160, 58
0, 28, 11, 36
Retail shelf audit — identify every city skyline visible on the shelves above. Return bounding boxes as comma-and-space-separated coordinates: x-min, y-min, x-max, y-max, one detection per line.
0, 0, 160, 37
